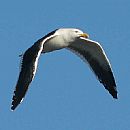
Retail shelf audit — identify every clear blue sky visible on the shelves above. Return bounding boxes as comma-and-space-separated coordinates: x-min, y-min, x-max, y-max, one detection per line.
0, 0, 130, 130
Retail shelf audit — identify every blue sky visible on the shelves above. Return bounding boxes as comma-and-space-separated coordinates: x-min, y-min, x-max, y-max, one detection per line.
0, 0, 130, 130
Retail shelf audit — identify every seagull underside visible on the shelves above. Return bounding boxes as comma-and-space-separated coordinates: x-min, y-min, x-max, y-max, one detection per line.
11, 28, 117, 110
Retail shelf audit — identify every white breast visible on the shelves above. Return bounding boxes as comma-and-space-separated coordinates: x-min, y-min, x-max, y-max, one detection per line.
43, 35, 71, 53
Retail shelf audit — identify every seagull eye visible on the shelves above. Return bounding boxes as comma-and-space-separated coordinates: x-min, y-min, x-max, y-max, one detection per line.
75, 31, 78, 33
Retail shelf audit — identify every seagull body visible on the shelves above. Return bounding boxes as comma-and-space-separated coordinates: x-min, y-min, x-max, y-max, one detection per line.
43, 28, 86, 52
11, 28, 117, 110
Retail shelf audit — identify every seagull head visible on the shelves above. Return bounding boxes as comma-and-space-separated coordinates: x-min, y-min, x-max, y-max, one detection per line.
55, 28, 89, 42
72, 28, 89, 39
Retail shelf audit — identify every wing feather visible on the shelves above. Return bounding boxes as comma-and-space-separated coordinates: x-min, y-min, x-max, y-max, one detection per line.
11, 34, 55, 110
11, 42, 43, 110
68, 37, 117, 99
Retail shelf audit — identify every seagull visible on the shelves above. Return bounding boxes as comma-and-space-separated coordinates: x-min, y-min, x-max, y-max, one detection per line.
11, 28, 117, 110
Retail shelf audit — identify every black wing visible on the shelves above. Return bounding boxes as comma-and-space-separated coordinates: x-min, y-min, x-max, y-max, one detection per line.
11, 41, 44, 110
11, 30, 57, 111
68, 38, 117, 99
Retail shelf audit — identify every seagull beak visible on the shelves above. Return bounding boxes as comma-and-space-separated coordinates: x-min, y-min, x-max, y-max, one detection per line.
80, 33, 89, 38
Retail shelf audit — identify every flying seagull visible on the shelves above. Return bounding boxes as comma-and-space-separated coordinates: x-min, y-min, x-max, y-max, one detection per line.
11, 28, 117, 110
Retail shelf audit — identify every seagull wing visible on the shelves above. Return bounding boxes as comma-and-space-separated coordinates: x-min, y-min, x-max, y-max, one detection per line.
11, 35, 55, 110
68, 37, 117, 99
11, 41, 44, 110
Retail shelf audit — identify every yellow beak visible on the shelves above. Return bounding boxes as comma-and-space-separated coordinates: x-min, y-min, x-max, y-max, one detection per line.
80, 33, 89, 38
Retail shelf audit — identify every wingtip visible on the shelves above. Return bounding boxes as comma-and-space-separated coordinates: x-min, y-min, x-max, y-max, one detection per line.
11, 97, 25, 111
113, 95, 118, 99
107, 85, 118, 99
111, 90, 118, 99
11, 99, 18, 111
11, 106, 15, 111
11, 101, 18, 111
